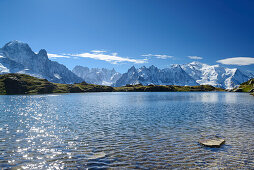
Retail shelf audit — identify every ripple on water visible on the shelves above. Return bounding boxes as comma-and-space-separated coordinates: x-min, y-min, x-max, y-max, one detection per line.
0, 92, 254, 169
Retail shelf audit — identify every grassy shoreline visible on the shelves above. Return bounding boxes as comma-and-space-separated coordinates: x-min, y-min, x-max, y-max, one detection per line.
0, 73, 224, 95
232, 78, 254, 96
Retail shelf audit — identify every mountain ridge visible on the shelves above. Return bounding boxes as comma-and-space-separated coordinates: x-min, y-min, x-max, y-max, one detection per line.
113, 64, 198, 87
0, 41, 83, 84
72, 65, 122, 85
0, 41, 253, 89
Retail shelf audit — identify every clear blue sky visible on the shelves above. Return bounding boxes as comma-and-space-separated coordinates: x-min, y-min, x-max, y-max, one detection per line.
0, 0, 254, 73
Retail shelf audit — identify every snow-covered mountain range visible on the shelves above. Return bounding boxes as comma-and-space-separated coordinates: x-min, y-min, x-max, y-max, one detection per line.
0, 41, 252, 89
113, 62, 253, 89
0, 41, 83, 83
113, 65, 199, 87
72, 66, 121, 85
181, 61, 253, 89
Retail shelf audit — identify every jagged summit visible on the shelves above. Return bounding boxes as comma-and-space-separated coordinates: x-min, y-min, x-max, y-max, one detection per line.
0, 41, 252, 88
0, 41, 83, 83
4, 40, 29, 47
72, 65, 122, 86
114, 64, 198, 87
38, 49, 47, 56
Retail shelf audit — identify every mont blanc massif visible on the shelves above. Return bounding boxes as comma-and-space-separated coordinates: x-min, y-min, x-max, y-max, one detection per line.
0, 41, 253, 89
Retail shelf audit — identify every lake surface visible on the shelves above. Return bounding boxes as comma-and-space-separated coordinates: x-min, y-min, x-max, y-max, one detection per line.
0, 92, 254, 169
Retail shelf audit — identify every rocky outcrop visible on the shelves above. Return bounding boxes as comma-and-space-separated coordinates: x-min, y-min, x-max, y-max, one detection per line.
3, 76, 28, 94
233, 88, 243, 92
249, 88, 254, 93
0, 73, 114, 95
0, 73, 56, 94
231, 78, 254, 95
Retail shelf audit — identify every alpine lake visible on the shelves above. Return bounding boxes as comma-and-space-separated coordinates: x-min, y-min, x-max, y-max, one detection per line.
0, 92, 254, 169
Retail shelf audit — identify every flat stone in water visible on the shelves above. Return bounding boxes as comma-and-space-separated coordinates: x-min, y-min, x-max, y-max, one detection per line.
88, 152, 106, 160
199, 138, 225, 148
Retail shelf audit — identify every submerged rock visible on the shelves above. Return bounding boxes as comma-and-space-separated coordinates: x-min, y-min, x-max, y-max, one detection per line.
199, 138, 225, 148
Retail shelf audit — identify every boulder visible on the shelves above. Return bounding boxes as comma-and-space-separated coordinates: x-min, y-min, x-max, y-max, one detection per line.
88, 152, 106, 160
199, 138, 225, 148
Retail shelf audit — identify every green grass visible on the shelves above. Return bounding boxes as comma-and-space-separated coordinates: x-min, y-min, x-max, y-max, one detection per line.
114, 84, 224, 92
236, 78, 254, 92
0, 73, 113, 95
0, 73, 224, 95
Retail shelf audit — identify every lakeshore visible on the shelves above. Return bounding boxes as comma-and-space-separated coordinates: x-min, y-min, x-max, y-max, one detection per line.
0, 73, 224, 95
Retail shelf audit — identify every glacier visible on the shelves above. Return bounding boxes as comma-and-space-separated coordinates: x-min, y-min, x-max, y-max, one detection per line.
72, 65, 122, 85
181, 61, 252, 89
113, 65, 199, 87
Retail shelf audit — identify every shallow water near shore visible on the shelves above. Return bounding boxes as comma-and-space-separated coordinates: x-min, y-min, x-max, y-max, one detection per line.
0, 92, 254, 169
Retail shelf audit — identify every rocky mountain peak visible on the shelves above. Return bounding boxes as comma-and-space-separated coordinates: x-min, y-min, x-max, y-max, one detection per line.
72, 65, 122, 85
3, 40, 32, 52
0, 41, 83, 84
128, 66, 137, 72
38, 49, 48, 57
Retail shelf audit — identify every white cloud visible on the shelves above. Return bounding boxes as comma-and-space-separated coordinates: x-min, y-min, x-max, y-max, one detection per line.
188, 56, 203, 60
217, 57, 254, 66
48, 51, 147, 64
48, 53, 70, 59
142, 54, 174, 59
91, 50, 107, 53
71, 52, 147, 64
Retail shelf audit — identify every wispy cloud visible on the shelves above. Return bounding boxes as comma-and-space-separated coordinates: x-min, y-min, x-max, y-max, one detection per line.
188, 56, 203, 60
71, 52, 147, 64
142, 54, 174, 59
48, 50, 147, 64
217, 57, 254, 66
48, 53, 70, 59
90, 50, 107, 53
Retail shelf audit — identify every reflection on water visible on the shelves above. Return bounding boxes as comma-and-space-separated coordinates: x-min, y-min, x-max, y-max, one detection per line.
200, 92, 219, 103
0, 92, 254, 169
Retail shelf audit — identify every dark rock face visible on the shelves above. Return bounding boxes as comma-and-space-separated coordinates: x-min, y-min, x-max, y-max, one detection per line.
3, 77, 28, 94
233, 88, 243, 92
37, 83, 55, 94
248, 79, 254, 85
144, 85, 176, 92
68, 85, 83, 93
0, 73, 58, 94
249, 88, 254, 93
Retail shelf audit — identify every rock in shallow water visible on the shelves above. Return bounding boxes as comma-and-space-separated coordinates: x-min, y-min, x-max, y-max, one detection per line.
88, 152, 106, 160
199, 138, 225, 148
